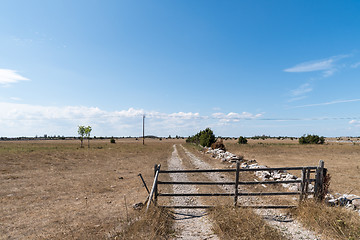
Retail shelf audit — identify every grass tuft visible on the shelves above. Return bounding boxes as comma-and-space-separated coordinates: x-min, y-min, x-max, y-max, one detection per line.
292, 200, 360, 239
209, 206, 286, 240
113, 206, 174, 239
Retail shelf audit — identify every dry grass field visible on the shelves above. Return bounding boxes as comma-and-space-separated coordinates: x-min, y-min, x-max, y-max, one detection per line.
225, 139, 360, 196
0, 138, 180, 239
1, 138, 359, 239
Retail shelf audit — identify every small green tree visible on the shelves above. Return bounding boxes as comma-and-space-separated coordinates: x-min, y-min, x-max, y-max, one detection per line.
84, 126, 92, 148
238, 136, 248, 144
78, 126, 86, 148
187, 128, 216, 147
199, 128, 216, 147
299, 134, 325, 144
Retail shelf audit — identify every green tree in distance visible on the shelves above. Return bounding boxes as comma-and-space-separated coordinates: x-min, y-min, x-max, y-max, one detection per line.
84, 126, 92, 148
78, 125, 86, 148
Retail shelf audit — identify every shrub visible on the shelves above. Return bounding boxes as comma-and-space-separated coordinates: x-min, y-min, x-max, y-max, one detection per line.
110, 137, 116, 144
211, 138, 226, 151
299, 134, 325, 144
187, 128, 216, 147
238, 136, 248, 144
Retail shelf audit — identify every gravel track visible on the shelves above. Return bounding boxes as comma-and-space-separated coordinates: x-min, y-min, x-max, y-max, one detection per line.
180, 144, 322, 240
168, 145, 219, 239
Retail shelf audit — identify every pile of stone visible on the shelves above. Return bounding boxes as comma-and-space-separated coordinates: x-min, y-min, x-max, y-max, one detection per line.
240, 162, 314, 192
205, 147, 243, 162
205, 147, 360, 215
325, 194, 360, 214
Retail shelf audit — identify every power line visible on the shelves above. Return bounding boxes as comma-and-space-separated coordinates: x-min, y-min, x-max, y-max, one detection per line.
1, 114, 360, 122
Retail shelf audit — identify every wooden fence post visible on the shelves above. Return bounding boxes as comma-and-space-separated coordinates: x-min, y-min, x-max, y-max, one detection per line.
314, 160, 324, 200
234, 161, 240, 207
299, 168, 306, 202
146, 164, 161, 211
154, 164, 161, 206
305, 168, 310, 199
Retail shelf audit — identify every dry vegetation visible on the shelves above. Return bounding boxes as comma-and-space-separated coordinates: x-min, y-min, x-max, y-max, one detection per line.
292, 200, 360, 239
225, 139, 360, 196
1, 138, 359, 239
209, 206, 286, 240
0, 139, 178, 239
114, 206, 174, 239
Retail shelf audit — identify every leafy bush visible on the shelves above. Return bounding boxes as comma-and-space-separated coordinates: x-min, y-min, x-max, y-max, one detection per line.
299, 134, 325, 144
186, 128, 216, 147
238, 136, 248, 144
110, 137, 116, 144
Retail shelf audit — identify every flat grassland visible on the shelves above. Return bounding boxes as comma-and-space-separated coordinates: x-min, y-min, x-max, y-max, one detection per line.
225, 139, 360, 196
0, 138, 359, 239
0, 139, 178, 239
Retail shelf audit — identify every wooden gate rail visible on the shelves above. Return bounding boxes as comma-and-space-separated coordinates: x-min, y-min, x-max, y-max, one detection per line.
158, 179, 315, 185
146, 160, 325, 210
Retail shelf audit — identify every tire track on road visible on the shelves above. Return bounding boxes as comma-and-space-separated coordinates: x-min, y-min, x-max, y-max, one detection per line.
168, 145, 218, 240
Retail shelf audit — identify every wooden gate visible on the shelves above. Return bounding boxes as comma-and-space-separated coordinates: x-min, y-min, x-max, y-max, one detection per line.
146, 160, 326, 210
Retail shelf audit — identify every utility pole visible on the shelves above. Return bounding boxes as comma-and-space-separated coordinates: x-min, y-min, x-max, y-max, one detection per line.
142, 114, 145, 145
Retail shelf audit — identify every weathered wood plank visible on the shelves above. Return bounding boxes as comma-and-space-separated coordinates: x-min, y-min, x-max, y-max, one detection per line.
234, 161, 240, 206
159, 205, 297, 209
159, 166, 317, 174
158, 192, 301, 197
157, 179, 313, 185
146, 164, 161, 211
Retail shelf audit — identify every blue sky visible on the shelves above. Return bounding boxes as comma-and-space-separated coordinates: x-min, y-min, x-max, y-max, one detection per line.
1, 0, 360, 137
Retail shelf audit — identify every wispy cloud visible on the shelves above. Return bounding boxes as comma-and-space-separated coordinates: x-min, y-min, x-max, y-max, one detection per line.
284, 55, 349, 77
290, 83, 313, 97
349, 120, 360, 127
350, 62, 360, 68
10, 97, 22, 101
212, 112, 262, 123
292, 98, 360, 108
0, 69, 29, 86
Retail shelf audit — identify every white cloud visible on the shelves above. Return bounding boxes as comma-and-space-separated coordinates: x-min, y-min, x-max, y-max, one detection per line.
0, 102, 264, 137
212, 112, 262, 123
284, 55, 349, 77
0, 69, 29, 86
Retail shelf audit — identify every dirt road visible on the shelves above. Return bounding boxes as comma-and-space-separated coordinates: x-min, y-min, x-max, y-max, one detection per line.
166, 144, 322, 240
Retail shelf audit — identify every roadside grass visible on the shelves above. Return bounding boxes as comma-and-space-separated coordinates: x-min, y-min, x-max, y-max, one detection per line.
209, 206, 286, 240
114, 206, 174, 240
291, 200, 360, 240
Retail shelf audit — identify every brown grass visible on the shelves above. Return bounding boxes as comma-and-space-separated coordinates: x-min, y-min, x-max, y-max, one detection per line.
225, 139, 360, 196
209, 206, 286, 240
113, 206, 174, 239
0, 139, 179, 239
291, 200, 360, 239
